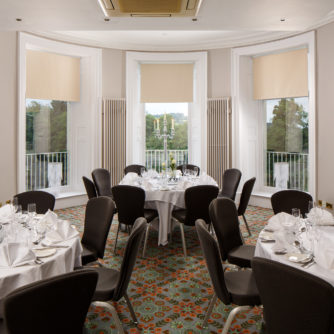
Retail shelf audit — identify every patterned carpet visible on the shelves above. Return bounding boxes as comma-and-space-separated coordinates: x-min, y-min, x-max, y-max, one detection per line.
56, 205, 273, 334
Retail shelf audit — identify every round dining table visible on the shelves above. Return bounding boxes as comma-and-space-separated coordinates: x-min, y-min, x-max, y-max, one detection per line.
0, 221, 82, 317
120, 173, 218, 246
255, 225, 334, 287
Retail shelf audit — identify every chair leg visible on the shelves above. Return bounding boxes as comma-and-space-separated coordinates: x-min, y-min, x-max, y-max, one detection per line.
92, 301, 125, 334
242, 214, 252, 236
179, 222, 187, 257
114, 222, 120, 254
142, 223, 150, 258
202, 293, 218, 328
124, 292, 139, 325
222, 305, 252, 334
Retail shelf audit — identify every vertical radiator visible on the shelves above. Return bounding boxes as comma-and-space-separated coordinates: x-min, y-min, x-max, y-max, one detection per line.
207, 97, 231, 188
101, 98, 126, 186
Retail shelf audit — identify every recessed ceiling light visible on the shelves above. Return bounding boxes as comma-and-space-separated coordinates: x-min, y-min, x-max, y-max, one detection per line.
104, 18, 110, 21
192, 18, 197, 21
280, 18, 286, 22
16, 18, 22, 22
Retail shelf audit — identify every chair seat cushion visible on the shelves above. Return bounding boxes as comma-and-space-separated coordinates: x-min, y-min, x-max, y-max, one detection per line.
81, 245, 98, 265
227, 245, 255, 268
144, 209, 158, 223
172, 209, 186, 224
225, 270, 261, 306
92, 267, 120, 301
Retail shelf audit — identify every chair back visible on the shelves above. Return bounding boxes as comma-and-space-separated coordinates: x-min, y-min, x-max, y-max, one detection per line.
183, 185, 219, 226
219, 168, 241, 200
209, 198, 243, 261
112, 185, 145, 226
81, 197, 115, 259
196, 219, 231, 305
124, 164, 146, 176
113, 218, 147, 301
92, 168, 113, 197
82, 176, 97, 199
176, 164, 200, 176
252, 257, 334, 334
271, 190, 312, 217
237, 177, 256, 216
4, 269, 98, 334
14, 191, 55, 214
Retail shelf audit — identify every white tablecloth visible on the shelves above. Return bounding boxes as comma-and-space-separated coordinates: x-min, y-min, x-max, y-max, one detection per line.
0, 236, 82, 317
145, 189, 185, 246
255, 226, 334, 286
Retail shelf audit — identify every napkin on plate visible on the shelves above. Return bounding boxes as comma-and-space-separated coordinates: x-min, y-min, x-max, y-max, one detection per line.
0, 204, 13, 223
198, 174, 218, 186
0, 242, 36, 267
120, 172, 139, 185
44, 220, 79, 245
142, 179, 154, 191
40, 209, 58, 227
176, 179, 193, 190
307, 207, 334, 226
267, 212, 294, 231
314, 236, 334, 270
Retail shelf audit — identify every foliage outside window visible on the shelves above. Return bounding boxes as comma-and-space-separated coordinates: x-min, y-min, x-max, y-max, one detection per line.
265, 97, 309, 191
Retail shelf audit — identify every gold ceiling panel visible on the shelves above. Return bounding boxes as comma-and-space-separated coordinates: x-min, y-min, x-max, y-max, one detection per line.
99, 0, 202, 17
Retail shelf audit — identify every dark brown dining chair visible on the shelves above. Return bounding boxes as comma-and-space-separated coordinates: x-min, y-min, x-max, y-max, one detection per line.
91, 168, 113, 198
124, 164, 146, 176
218, 168, 242, 200
90, 218, 147, 334
271, 189, 313, 218
14, 190, 55, 214
176, 164, 200, 176
237, 177, 256, 236
81, 196, 115, 266
172, 185, 219, 257
210, 197, 255, 268
82, 176, 97, 199
3, 269, 98, 334
111, 185, 158, 257
196, 219, 261, 331
252, 257, 334, 334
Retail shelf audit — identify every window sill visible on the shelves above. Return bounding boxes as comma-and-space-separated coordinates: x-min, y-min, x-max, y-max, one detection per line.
54, 191, 87, 210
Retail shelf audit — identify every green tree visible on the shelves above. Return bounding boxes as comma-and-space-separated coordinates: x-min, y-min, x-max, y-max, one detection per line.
267, 98, 308, 153
50, 100, 67, 152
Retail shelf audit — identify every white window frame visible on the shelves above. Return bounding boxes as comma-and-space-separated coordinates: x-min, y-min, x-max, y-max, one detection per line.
18, 33, 102, 197
126, 51, 207, 171
231, 32, 316, 202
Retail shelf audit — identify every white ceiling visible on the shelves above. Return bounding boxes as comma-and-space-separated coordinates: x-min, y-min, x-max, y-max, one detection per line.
1, 0, 334, 50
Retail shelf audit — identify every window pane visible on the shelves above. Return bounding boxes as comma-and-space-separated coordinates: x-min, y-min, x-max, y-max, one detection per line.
26, 99, 69, 190
265, 97, 309, 191
145, 103, 188, 172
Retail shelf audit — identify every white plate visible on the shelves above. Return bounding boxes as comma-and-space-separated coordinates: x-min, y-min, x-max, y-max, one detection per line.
285, 253, 313, 263
33, 248, 56, 258
259, 231, 275, 241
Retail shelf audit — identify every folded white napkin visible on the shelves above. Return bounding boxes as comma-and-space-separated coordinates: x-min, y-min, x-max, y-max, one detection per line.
44, 220, 79, 245
267, 212, 294, 231
314, 236, 334, 270
0, 242, 36, 267
142, 179, 154, 191
40, 209, 58, 227
307, 207, 334, 226
198, 174, 218, 186
145, 169, 159, 178
176, 179, 193, 190
120, 172, 139, 185
0, 204, 13, 223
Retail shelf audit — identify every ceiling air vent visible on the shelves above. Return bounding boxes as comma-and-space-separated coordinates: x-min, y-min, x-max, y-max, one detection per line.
98, 0, 203, 18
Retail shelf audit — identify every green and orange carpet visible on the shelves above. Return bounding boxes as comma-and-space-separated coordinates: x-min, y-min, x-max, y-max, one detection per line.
56, 205, 273, 334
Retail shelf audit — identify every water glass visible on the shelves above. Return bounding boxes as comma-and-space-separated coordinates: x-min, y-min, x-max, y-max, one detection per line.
291, 208, 301, 218
308, 201, 314, 213
27, 203, 36, 216
193, 167, 199, 176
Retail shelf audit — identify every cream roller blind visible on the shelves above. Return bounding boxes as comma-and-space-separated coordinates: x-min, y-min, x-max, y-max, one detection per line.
253, 49, 308, 100
140, 63, 193, 103
26, 50, 80, 102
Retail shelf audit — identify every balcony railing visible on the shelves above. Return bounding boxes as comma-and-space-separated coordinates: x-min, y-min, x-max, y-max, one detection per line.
266, 151, 309, 192
25, 151, 69, 191
145, 149, 188, 172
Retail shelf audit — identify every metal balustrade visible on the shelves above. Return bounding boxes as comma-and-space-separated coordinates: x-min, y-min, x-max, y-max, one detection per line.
266, 151, 309, 192
145, 149, 188, 172
25, 152, 69, 191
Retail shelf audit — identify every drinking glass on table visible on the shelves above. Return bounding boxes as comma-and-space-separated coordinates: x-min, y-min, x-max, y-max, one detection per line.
193, 167, 199, 176
27, 203, 36, 225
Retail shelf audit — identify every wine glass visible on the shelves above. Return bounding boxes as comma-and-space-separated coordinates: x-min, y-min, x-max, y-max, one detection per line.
193, 167, 199, 176
291, 208, 301, 219
27, 203, 36, 220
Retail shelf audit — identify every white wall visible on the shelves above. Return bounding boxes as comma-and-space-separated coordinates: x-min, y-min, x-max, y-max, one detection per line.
0, 32, 17, 204
317, 21, 334, 205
